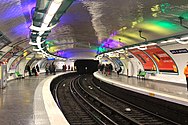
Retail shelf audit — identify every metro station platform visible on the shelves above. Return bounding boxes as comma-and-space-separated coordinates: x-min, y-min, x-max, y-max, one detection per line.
0, 74, 47, 125
94, 72, 188, 106
1, 72, 187, 125
0, 72, 70, 125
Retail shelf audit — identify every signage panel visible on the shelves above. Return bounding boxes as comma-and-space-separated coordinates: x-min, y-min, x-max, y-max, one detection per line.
170, 48, 188, 54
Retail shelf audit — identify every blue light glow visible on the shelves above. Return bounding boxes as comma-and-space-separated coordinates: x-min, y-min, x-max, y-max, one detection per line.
47, 57, 55, 60
1, 0, 36, 38
1, 0, 36, 21
55, 50, 64, 56
12, 23, 30, 36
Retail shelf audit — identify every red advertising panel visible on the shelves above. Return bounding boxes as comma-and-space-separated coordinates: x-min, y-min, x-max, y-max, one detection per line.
0, 46, 23, 63
10, 51, 31, 69
129, 49, 156, 71
145, 45, 178, 73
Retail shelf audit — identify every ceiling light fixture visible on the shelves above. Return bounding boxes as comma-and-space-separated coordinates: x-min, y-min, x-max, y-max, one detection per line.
180, 36, 188, 41
128, 46, 138, 50
116, 49, 125, 53
160, 39, 176, 44
137, 45, 147, 50
147, 43, 157, 46
176, 39, 188, 44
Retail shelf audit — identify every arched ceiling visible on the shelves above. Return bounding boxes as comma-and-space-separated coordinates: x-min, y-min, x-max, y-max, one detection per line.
0, 0, 188, 59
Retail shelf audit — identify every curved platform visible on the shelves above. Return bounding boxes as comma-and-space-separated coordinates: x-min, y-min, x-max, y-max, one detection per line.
0, 75, 47, 125
34, 72, 70, 125
0, 73, 71, 125
93, 72, 188, 106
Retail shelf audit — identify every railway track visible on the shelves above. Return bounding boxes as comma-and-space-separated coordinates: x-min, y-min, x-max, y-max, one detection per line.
77, 75, 180, 125
54, 75, 98, 125
53, 74, 180, 125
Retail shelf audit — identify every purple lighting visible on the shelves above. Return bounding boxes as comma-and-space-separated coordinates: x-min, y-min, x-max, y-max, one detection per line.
101, 39, 125, 49
55, 50, 64, 56
12, 23, 30, 36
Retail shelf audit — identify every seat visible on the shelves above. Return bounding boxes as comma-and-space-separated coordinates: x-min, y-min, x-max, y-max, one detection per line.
137, 71, 146, 79
15, 71, 23, 79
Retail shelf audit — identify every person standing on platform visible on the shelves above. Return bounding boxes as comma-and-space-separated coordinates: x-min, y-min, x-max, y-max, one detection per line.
109, 63, 113, 75
184, 62, 188, 90
45, 63, 50, 75
117, 66, 122, 77
32, 67, 37, 76
36, 64, 40, 72
49, 63, 53, 74
100, 64, 104, 74
52, 61, 56, 75
26, 65, 31, 76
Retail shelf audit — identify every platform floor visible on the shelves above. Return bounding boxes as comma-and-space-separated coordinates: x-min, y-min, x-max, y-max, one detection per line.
0, 75, 47, 125
94, 72, 188, 106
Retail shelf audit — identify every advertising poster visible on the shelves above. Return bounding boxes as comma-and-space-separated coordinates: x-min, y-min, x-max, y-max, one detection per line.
10, 51, 31, 69
111, 57, 124, 66
1, 46, 23, 63
129, 49, 156, 71
145, 45, 178, 73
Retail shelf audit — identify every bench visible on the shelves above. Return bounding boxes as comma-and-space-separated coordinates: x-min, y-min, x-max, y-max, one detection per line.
15, 71, 24, 79
137, 71, 146, 79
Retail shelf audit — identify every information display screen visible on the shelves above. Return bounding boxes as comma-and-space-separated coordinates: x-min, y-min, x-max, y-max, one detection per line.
129, 49, 156, 71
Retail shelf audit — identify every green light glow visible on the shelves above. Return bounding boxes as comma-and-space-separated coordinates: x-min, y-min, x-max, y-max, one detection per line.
138, 20, 183, 33
98, 47, 106, 53
180, 12, 188, 20
160, 3, 171, 13
45, 40, 54, 47
155, 21, 174, 28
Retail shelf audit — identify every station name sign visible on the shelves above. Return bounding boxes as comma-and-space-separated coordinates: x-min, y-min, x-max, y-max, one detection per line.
170, 48, 188, 54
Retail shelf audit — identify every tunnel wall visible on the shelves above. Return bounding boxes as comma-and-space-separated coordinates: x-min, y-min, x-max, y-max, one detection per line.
100, 43, 188, 85
122, 44, 188, 85
157, 43, 188, 84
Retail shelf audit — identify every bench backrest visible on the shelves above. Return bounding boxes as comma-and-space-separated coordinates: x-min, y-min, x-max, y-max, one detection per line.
15, 71, 21, 76
139, 71, 146, 76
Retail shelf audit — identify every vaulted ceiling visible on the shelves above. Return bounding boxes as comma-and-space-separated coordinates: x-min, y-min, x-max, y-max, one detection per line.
0, 0, 188, 59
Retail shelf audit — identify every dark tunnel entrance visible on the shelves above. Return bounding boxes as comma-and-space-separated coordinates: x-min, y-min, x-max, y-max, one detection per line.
74, 59, 99, 74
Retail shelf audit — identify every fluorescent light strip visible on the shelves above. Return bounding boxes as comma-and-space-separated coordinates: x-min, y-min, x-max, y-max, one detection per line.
43, 15, 54, 25
42, 1, 62, 27
54, 0, 64, 3
30, 1, 65, 58
180, 36, 188, 41
160, 39, 176, 44
47, 2, 61, 15
147, 43, 157, 46
116, 49, 125, 53
30, 24, 56, 32
128, 46, 138, 50
176, 39, 188, 44
33, 48, 42, 51
37, 52, 43, 54
29, 41, 38, 45
137, 46, 147, 50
